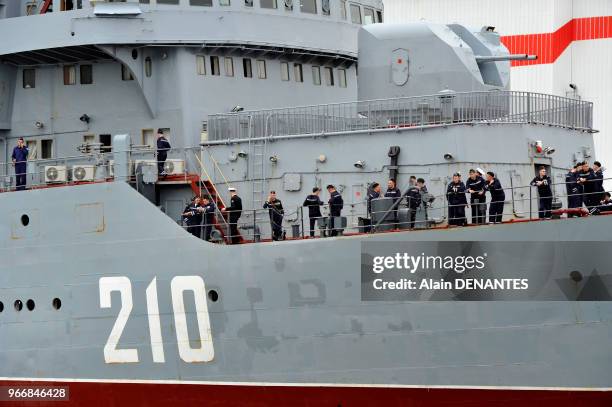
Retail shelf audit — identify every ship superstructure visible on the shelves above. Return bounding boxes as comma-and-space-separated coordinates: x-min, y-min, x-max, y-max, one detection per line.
0, 2, 611, 407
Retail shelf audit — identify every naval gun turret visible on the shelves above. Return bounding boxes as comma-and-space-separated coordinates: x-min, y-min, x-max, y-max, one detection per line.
357, 22, 535, 100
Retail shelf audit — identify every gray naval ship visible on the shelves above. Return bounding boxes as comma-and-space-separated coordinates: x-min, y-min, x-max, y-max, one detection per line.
0, 1, 611, 406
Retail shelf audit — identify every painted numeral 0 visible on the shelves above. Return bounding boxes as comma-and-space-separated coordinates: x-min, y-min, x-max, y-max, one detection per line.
99, 276, 214, 364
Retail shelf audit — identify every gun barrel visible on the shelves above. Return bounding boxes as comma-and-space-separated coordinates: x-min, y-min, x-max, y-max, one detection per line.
475, 54, 538, 63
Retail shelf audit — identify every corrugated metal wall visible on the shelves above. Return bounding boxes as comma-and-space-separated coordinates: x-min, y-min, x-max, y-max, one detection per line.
384, 0, 612, 187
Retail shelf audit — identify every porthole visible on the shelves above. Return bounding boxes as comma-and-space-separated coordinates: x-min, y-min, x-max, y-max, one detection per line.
14, 300, 23, 311
26, 299, 35, 311
131, 49, 138, 60
0, 301, 4, 313
21, 214, 29, 226
208, 290, 219, 302
52, 298, 62, 310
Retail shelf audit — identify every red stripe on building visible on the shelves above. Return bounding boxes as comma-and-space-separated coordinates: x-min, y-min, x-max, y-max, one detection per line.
501, 16, 612, 66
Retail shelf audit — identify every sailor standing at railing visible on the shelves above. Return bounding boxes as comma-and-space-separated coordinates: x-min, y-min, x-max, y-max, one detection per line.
264, 191, 285, 241
367, 182, 381, 217
577, 161, 596, 209
384, 179, 402, 227
11, 137, 28, 191
530, 167, 553, 219
485, 171, 505, 224
327, 185, 344, 237
593, 161, 605, 204
156, 129, 171, 177
565, 164, 583, 217
201, 196, 216, 242
446, 173, 468, 226
303, 187, 324, 238
466, 168, 487, 225
404, 176, 421, 229
222, 187, 242, 244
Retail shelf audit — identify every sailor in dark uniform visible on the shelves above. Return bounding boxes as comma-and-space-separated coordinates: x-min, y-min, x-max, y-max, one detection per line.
201, 196, 216, 242
594, 192, 612, 214
484, 171, 505, 224
577, 162, 596, 209
156, 129, 171, 176
263, 190, 285, 241
593, 161, 605, 204
530, 166, 553, 219
182, 196, 202, 238
327, 184, 344, 237
222, 187, 242, 244
446, 172, 467, 226
404, 179, 421, 229
384, 178, 402, 227
367, 182, 381, 218
11, 137, 29, 191
466, 168, 486, 224
565, 164, 582, 217
303, 187, 324, 237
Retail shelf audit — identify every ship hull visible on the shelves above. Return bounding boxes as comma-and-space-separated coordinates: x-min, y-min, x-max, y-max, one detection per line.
1, 379, 611, 407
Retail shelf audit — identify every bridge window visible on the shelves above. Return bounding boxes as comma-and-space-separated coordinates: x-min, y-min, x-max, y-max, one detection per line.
196, 55, 206, 75
121, 64, 134, 81
340, 0, 346, 19
324, 67, 334, 86
257, 60, 267, 79
243, 58, 253, 78
294, 63, 303, 82
219, 0, 231, 5
211, 56, 220, 76
140, 0, 150, 3
224, 57, 234, 77
300, 0, 316, 14
312, 66, 321, 85
280, 62, 290, 81
23, 69, 35, 89
338, 68, 347, 88
63, 65, 76, 85
376, 10, 383, 22
261, 0, 277, 8
364, 7, 374, 24
190, 0, 213, 5
350, 4, 361, 24
321, 0, 330, 15
145, 57, 152, 77
157, 0, 179, 4
80, 64, 93, 85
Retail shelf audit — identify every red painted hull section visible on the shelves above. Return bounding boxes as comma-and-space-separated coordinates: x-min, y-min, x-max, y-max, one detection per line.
1, 381, 611, 407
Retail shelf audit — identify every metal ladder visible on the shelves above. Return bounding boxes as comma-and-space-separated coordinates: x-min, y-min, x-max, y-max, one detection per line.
248, 114, 268, 225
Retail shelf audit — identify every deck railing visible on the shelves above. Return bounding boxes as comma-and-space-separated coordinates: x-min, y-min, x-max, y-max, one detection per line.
207, 91, 594, 141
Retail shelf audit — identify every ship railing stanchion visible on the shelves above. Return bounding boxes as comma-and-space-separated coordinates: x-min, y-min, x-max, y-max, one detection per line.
300, 205, 305, 239
529, 185, 533, 219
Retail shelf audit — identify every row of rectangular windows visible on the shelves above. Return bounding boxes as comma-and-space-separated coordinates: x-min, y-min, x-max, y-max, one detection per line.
21, 58, 347, 88
196, 56, 348, 87
139, 0, 382, 24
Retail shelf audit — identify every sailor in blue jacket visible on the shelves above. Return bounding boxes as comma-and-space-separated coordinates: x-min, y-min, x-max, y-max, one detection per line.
446, 173, 467, 226
327, 185, 344, 236
592, 161, 605, 203
530, 166, 553, 219
303, 187, 324, 237
11, 137, 29, 191
156, 129, 171, 176
484, 171, 506, 224
201, 196, 216, 242
367, 182, 381, 217
565, 165, 582, 216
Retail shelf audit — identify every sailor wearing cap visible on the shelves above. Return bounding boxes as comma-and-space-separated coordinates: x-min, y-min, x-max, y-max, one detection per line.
156, 129, 171, 177
222, 187, 242, 244
446, 172, 467, 226
367, 182, 381, 217
484, 171, 506, 224
303, 187, 324, 237
182, 196, 203, 238
326, 185, 344, 236
466, 168, 487, 224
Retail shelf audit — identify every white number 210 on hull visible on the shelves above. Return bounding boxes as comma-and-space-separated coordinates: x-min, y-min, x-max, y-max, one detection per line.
99, 276, 214, 364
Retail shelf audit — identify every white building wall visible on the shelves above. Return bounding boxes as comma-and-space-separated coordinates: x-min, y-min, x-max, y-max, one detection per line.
384, 0, 612, 189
